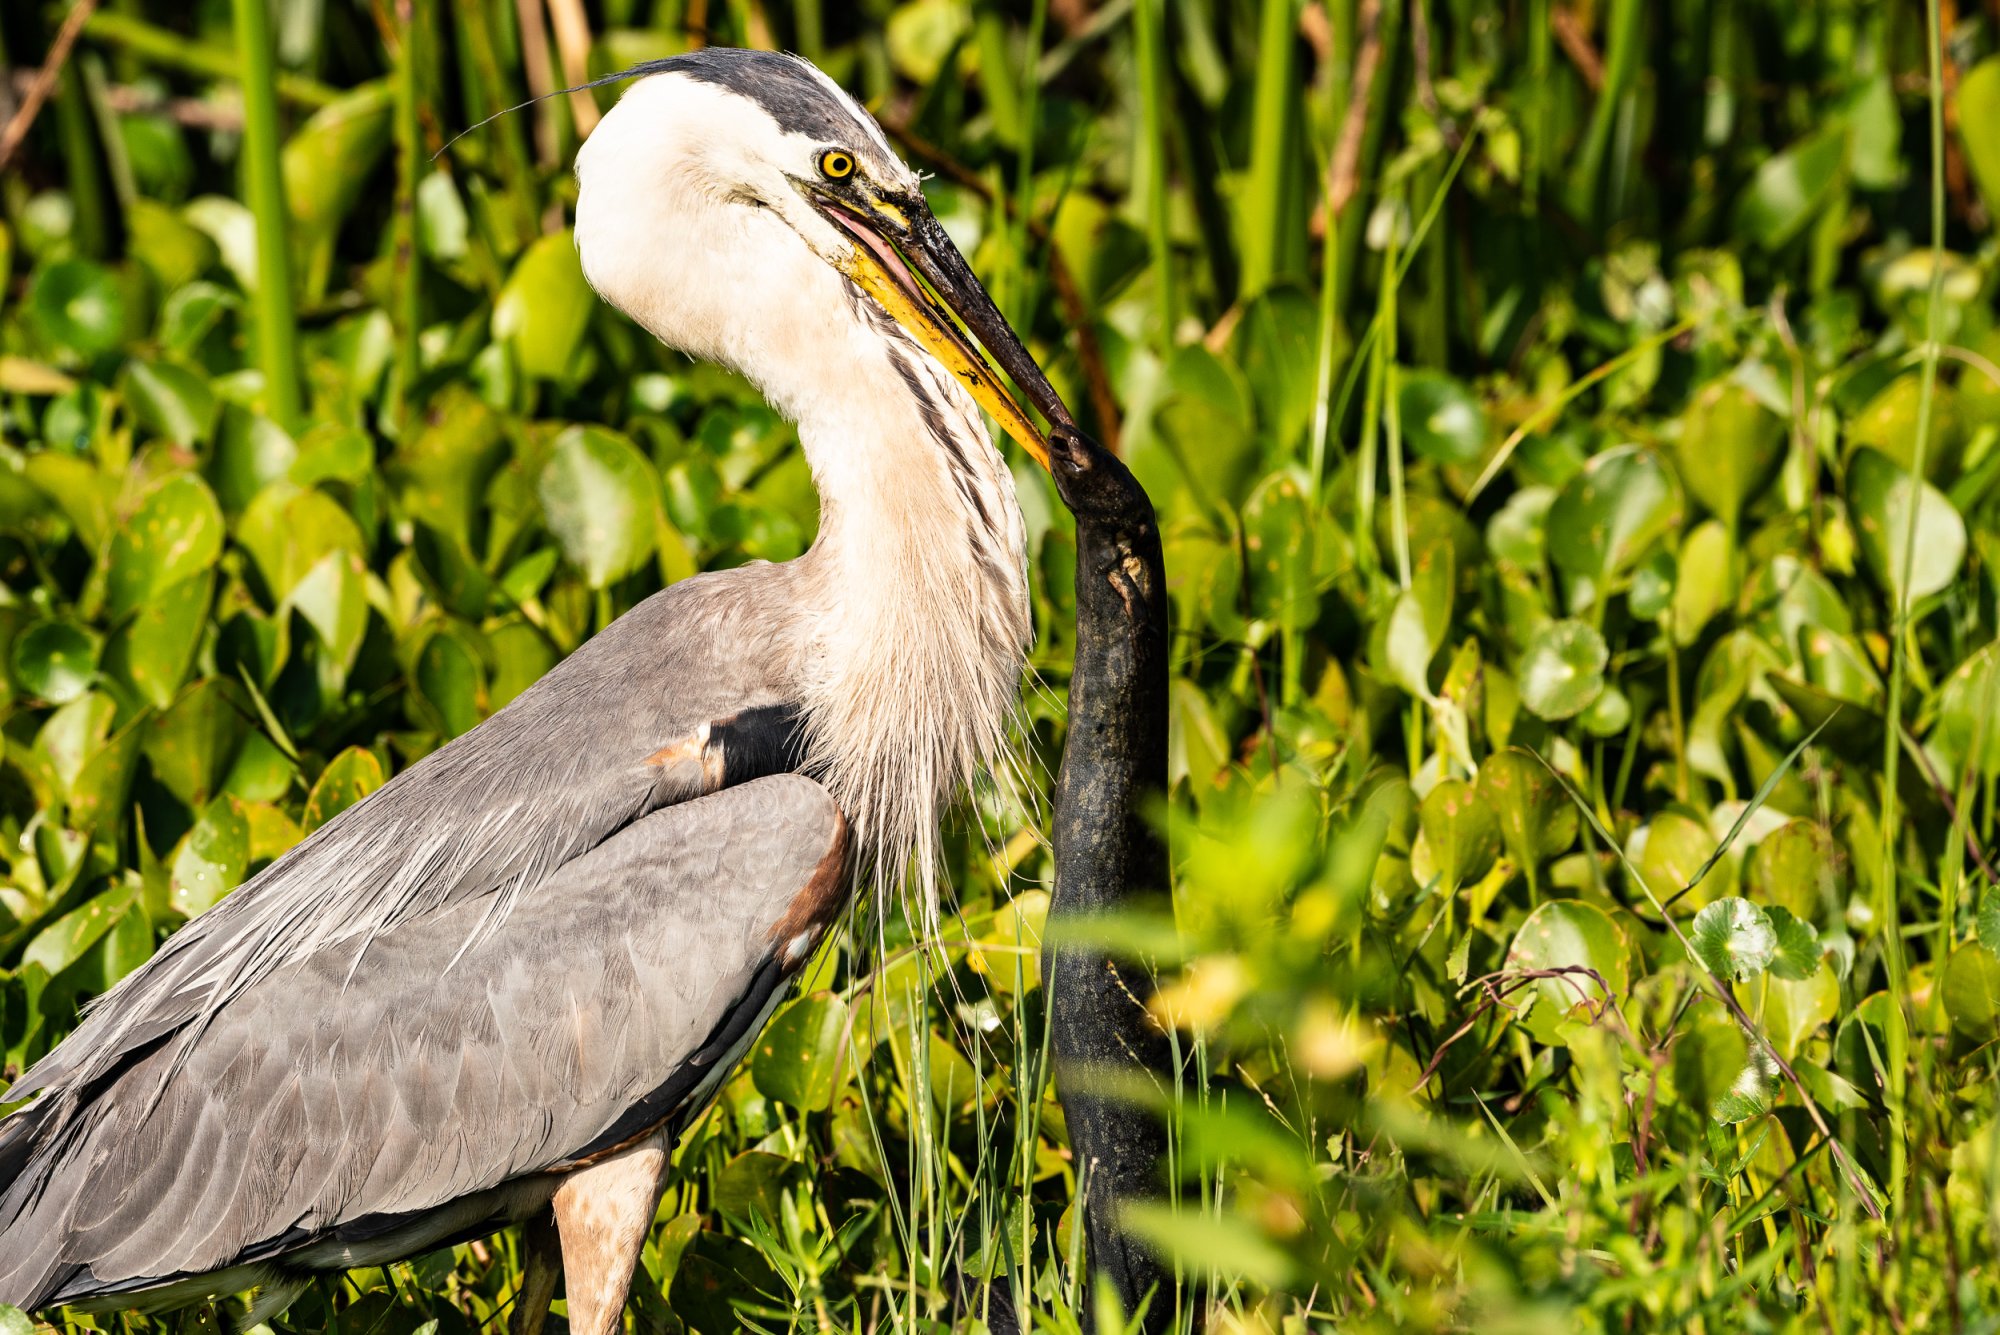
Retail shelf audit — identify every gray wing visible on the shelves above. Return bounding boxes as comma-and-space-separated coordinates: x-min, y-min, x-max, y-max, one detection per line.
6, 563, 804, 1107
0, 774, 849, 1307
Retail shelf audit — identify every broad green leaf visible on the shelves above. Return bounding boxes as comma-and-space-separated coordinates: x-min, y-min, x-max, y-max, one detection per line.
1942, 944, 2000, 1042
236, 483, 367, 600
1637, 810, 1727, 912
1690, 897, 1777, 981
1745, 819, 1842, 921
1476, 748, 1579, 871
1677, 378, 1783, 523
494, 229, 594, 380
28, 259, 125, 357
1759, 960, 1838, 1059
1712, 1047, 1779, 1123
144, 678, 250, 808
170, 796, 250, 918
23, 881, 137, 979
0, 1304, 32, 1335
670, 1230, 779, 1335
712, 1150, 804, 1227
1735, 130, 1844, 249
12, 619, 98, 704
24, 451, 112, 546
1242, 470, 1314, 629
1847, 447, 1965, 603
1377, 591, 1434, 701
1399, 371, 1488, 465
304, 746, 385, 833
1487, 485, 1554, 567
1517, 619, 1607, 720
1417, 778, 1499, 891
1979, 889, 2000, 955
393, 384, 505, 548
1847, 373, 1961, 477
108, 569, 213, 708
1505, 900, 1630, 1038
751, 992, 850, 1111
282, 82, 394, 301
121, 358, 218, 446
1958, 58, 2000, 227
1152, 344, 1259, 510
1168, 677, 1229, 796
287, 549, 369, 673
1546, 445, 1681, 586
103, 473, 226, 619
1765, 905, 1822, 981
413, 624, 487, 738
538, 426, 661, 588
971, 890, 1047, 996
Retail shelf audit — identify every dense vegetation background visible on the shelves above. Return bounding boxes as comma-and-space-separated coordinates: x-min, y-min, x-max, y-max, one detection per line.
0, 0, 1998, 1330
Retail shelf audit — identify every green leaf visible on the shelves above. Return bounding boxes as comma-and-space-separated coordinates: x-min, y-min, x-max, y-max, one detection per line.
1476, 748, 1579, 871
236, 484, 367, 600
1746, 820, 1842, 922
108, 569, 213, 709
282, 82, 394, 301
1242, 470, 1315, 629
144, 678, 250, 808
413, 624, 487, 738
1151, 344, 1259, 510
1417, 777, 1500, 891
122, 358, 218, 446
1691, 897, 1777, 982
1546, 445, 1681, 586
1958, 58, 2000, 224
1713, 1047, 1778, 1123
1399, 371, 1488, 465
1760, 959, 1837, 1059
494, 230, 594, 380
1517, 618, 1607, 720
287, 549, 370, 673
751, 992, 850, 1111
1735, 130, 1844, 249
304, 746, 385, 833
538, 426, 662, 589
1505, 899, 1631, 1030
1638, 809, 1726, 912
1978, 889, 2000, 955
1942, 944, 2000, 1042
12, 619, 98, 704
1677, 377, 1784, 523
0, 1301, 36, 1334
1765, 905, 1822, 981
23, 881, 137, 980
103, 473, 226, 619
28, 259, 126, 357
1847, 447, 1965, 603
170, 796, 250, 918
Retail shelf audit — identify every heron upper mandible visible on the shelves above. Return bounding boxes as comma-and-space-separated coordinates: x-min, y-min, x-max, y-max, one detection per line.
0, 48, 1077, 1332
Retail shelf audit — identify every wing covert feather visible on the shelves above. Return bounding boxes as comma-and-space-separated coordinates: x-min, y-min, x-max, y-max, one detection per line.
0, 774, 848, 1303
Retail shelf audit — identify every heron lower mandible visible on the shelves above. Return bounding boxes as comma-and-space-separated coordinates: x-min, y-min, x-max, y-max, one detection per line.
0, 48, 1081, 1332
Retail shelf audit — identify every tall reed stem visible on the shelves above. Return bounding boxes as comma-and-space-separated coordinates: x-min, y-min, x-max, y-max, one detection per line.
232, 0, 303, 431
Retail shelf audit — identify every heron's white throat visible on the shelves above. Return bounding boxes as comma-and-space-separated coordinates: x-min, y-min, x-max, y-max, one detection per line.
575, 69, 1032, 897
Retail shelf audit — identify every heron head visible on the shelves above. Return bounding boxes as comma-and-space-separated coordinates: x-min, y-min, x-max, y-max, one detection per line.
574, 49, 1069, 468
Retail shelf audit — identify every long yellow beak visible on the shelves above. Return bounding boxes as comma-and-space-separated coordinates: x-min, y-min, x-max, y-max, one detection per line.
820, 200, 1070, 471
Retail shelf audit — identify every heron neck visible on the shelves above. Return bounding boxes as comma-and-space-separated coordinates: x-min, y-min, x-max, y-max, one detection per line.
786, 329, 1031, 893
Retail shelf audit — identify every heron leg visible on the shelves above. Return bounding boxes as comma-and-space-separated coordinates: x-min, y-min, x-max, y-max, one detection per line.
508, 1207, 564, 1335
549, 1134, 670, 1335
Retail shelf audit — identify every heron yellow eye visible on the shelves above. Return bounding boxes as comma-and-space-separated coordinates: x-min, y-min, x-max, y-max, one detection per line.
819, 149, 855, 180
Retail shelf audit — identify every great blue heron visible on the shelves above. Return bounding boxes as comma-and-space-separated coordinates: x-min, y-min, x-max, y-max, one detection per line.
0, 47, 1084, 1333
